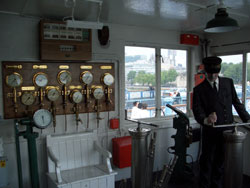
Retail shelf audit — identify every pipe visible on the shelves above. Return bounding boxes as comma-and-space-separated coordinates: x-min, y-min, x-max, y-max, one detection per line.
14, 120, 23, 188
129, 127, 151, 188
223, 129, 247, 188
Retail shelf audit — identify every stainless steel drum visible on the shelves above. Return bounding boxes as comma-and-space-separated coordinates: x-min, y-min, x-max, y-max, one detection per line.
128, 127, 151, 188
223, 130, 247, 188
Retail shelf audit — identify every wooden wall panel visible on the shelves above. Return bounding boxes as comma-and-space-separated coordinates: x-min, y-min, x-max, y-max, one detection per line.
2, 61, 115, 119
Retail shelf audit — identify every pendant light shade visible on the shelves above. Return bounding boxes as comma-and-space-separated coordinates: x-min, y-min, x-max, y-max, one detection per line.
204, 8, 239, 33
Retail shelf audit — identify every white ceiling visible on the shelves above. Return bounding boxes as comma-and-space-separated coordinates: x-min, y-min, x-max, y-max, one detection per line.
1, 0, 250, 33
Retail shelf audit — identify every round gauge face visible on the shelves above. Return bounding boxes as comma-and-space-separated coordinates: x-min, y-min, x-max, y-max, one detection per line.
103, 73, 114, 86
21, 92, 35, 106
57, 70, 72, 85
80, 71, 93, 85
33, 73, 48, 87
71, 90, 83, 104
93, 87, 104, 100
47, 88, 60, 102
6, 72, 23, 87
33, 109, 52, 129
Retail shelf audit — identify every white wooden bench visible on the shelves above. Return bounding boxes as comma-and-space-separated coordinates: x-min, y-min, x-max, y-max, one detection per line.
46, 130, 117, 188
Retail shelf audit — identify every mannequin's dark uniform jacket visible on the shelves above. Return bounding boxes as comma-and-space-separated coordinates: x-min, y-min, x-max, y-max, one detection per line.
193, 77, 250, 126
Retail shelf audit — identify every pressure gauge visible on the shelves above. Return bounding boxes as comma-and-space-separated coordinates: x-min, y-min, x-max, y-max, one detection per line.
33, 109, 52, 129
21, 92, 35, 106
57, 70, 72, 85
70, 90, 83, 104
33, 72, 48, 87
80, 71, 93, 85
92, 86, 104, 100
6, 72, 23, 87
47, 87, 60, 102
102, 73, 114, 86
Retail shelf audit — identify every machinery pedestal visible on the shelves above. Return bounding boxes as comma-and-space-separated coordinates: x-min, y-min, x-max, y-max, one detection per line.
223, 130, 247, 188
129, 127, 151, 188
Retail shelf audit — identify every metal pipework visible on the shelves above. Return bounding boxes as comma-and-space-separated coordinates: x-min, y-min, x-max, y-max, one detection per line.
15, 119, 40, 188
129, 126, 151, 188
127, 118, 158, 188
223, 128, 247, 188
145, 132, 157, 188
213, 122, 250, 128
154, 155, 178, 188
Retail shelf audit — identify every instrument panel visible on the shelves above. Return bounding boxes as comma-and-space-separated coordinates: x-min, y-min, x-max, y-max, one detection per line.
2, 61, 115, 119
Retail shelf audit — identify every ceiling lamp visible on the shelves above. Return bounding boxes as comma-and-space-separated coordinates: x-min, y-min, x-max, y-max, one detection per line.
204, 0, 240, 33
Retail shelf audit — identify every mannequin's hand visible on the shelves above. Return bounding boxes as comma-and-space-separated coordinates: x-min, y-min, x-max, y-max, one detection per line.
207, 112, 217, 125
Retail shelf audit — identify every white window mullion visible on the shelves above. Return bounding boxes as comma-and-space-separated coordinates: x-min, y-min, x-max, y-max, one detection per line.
243, 52, 247, 105
155, 48, 161, 118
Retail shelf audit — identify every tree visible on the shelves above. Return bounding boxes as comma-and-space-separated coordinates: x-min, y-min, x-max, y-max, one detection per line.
161, 71, 168, 85
161, 69, 178, 85
135, 71, 147, 85
167, 69, 178, 82
221, 63, 242, 84
247, 63, 250, 82
145, 74, 156, 86
220, 63, 230, 75
134, 71, 155, 86
127, 71, 137, 85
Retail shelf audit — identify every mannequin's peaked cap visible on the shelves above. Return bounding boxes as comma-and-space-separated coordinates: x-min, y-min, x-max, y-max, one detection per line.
202, 56, 222, 65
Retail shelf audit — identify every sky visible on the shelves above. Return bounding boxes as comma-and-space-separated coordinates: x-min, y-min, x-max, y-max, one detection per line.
219, 54, 243, 64
125, 46, 250, 65
125, 46, 187, 67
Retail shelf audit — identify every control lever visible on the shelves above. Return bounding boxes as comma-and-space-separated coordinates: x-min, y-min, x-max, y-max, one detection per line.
125, 118, 158, 130
212, 122, 250, 128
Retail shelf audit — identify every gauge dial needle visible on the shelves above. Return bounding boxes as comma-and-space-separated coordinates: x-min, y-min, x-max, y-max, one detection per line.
12, 78, 17, 84
64, 75, 68, 81
42, 116, 44, 124
25, 97, 30, 102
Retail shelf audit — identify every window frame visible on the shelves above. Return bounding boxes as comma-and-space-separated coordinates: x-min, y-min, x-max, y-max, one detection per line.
122, 42, 192, 122
215, 51, 248, 106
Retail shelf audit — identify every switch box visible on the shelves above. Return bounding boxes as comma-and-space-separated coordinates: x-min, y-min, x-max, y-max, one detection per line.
180, 34, 199, 45
112, 136, 132, 168
110, 119, 119, 129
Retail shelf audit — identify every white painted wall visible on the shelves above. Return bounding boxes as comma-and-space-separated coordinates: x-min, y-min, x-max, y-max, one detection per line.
0, 13, 201, 188
207, 28, 250, 55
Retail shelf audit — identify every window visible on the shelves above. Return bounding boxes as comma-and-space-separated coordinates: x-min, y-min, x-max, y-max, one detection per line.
219, 54, 243, 114
125, 46, 188, 119
246, 53, 250, 113
161, 49, 187, 116
219, 55, 243, 100
125, 46, 156, 119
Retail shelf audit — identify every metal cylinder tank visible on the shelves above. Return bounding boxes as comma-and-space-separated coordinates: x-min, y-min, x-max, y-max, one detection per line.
128, 127, 151, 188
223, 130, 247, 188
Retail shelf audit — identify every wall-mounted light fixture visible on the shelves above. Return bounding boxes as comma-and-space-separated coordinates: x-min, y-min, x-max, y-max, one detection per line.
66, 20, 103, 29
64, 0, 104, 29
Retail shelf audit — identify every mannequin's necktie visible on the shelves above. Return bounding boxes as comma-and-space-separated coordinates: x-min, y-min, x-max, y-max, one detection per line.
213, 82, 217, 93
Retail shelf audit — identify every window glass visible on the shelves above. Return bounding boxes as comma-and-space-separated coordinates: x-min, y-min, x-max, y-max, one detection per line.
161, 49, 187, 116
219, 55, 243, 115
125, 46, 155, 119
246, 53, 250, 113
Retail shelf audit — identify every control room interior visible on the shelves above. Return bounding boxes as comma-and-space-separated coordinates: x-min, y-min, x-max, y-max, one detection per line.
0, 0, 250, 188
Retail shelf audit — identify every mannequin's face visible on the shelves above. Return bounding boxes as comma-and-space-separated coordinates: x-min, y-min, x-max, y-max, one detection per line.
206, 73, 219, 82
